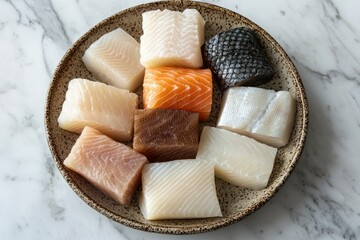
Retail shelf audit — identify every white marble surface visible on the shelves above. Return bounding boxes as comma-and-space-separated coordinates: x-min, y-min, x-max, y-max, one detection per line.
1, 0, 360, 239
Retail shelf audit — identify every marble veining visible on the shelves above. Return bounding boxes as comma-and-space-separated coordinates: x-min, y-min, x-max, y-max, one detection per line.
0, 0, 359, 239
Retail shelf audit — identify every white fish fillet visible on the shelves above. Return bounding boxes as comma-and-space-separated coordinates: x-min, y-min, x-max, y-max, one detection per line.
139, 159, 222, 220
82, 28, 144, 91
58, 78, 138, 141
64, 126, 148, 205
196, 127, 277, 190
140, 9, 205, 68
217, 87, 296, 148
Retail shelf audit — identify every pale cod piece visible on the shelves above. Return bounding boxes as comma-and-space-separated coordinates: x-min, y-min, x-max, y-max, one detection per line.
82, 28, 144, 91
58, 78, 138, 141
140, 9, 205, 68
139, 159, 222, 220
64, 126, 148, 205
217, 87, 296, 148
196, 127, 277, 190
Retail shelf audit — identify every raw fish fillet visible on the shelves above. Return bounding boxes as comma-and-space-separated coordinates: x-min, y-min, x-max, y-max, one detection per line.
139, 159, 222, 220
196, 127, 277, 190
64, 126, 148, 205
133, 109, 199, 162
58, 78, 138, 141
143, 67, 212, 121
217, 87, 296, 147
140, 9, 205, 68
203, 27, 274, 90
82, 28, 144, 91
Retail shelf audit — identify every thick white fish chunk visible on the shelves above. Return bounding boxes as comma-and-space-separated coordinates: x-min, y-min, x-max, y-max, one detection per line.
217, 87, 296, 148
82, 28, 144, 91
58, 78, 138, 141
64, 127, 148, 205
196, 127, 277, 190
139, 159, 222, 220
140, 9, 205, 68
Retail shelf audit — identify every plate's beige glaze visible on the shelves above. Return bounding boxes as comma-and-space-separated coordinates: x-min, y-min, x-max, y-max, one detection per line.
45, 0, 308, 234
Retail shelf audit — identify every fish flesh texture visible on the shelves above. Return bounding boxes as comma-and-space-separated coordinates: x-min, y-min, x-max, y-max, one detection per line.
133, 109, 199, 162
140, 9, 205, 68
82, 28, 144, 91
196, 127, 277, 190
143, 67, 212, 121
64, 126, 148, 205
58, 78, 138, 141
139, 159, 222, 220
203, 27, 274, 90
217, 87, 296, 148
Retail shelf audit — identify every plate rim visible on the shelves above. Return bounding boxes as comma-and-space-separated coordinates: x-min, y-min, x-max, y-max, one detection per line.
44, 0, 309, 234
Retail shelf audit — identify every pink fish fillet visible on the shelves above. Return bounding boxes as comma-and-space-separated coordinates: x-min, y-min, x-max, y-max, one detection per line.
64, 126, 148, 205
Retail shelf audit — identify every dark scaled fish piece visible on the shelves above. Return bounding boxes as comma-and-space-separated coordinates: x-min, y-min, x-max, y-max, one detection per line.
203, 27, 274, 90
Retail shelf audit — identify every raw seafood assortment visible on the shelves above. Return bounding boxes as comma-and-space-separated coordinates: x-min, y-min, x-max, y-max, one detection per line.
143, 67, 212, 121
203, 27, 274, 90
59, 9, 296, 220
133, 109, 199, 162
82, 28, 144, 91
217, 87, 296, 147
58, 78, 138, 141
196, 127, 277, 189
139, 159, 222, 220
140, 9, 205, 68
64, 126, 148, 205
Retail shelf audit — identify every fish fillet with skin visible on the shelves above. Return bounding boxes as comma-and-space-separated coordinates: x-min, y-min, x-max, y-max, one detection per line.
139, 159, 222, 220
58, 78, 138, 141
64, 126, 148, 205
217, 87, 296, 147
140, 9, 205, 68
143, 67, 212, 121
82, 28, 144, 91
196, 127, 277, 190
203, 27, 274, 90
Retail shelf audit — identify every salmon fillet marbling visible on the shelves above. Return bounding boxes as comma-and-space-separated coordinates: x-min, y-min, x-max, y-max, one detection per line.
143, 67, 212, 121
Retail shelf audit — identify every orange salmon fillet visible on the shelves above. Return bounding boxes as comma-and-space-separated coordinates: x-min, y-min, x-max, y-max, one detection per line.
143, 67, 212, 121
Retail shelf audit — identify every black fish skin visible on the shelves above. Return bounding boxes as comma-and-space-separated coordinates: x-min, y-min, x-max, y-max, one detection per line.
203, 27, 274, 90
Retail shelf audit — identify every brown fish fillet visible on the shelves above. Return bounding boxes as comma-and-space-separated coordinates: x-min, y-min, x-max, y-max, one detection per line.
133, 109, 199, 162
64, 126, 148, 205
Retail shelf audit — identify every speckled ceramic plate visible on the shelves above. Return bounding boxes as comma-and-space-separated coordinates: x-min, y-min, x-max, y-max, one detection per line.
45, 0, 308, 235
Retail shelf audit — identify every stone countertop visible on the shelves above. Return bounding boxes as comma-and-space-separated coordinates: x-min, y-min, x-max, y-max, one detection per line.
1, 0, 359, 239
